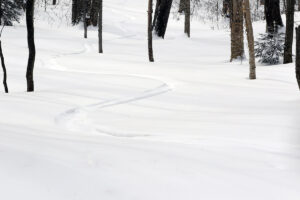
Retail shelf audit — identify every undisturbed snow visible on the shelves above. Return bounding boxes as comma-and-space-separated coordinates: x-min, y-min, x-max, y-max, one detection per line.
0, 0, 300, 199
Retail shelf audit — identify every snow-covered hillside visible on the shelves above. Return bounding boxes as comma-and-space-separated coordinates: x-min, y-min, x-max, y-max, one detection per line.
1, 0, 300, 199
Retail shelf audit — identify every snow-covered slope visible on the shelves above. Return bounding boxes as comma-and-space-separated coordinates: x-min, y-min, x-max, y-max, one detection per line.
1, 0, 300, 199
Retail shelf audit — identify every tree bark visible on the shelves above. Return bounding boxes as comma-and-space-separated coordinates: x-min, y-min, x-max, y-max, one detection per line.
98, 0, 103, 53
148, 0, 154, 62
283, 0, 295, 64
184, 0, 190, 37
26, 0, 36, 92
296, 26, 300, 89
0, 40, 8, 93
83, 0, 88, 38
230, 0, 244, 61
243, 0, 256, 80
153, 0, 173, 38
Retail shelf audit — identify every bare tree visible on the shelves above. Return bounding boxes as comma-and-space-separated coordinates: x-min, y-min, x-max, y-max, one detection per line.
26, 0, 36, 92
148, 0, 154, 62
179, 0, 190, 37
296, 26, 300, 89
152, 0, 173, 38
98, 0, 103, 53
0, 26, 8, 93
230, 0, 244, 61
243, 0, 256, 79
283, 0, 295, 64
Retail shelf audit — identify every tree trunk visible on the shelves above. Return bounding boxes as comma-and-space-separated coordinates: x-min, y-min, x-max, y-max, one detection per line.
243, 0, 256, 80
283, 0, 295, 64
264, 0, 283, 33
83, 0, 88, 38
53, 0, 56, 5
0, 40, 8, 93
148, 0, 154, 62
298, 0, 300, 11
184, 0, 190, 37
26, 0, 36, 92
296, 26, 300, 89
153, 0, 173, 38
230, 0, 244, 61
0, 0, 2, 26
72, 0, 78, 25
98, 0, 103, 53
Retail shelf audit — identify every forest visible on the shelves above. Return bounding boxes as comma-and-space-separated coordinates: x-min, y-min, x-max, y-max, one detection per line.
0, 0, 300, 200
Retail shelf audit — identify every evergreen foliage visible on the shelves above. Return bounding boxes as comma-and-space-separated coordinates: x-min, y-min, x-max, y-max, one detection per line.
0, 0, 23, 26
254, 33, 285, 65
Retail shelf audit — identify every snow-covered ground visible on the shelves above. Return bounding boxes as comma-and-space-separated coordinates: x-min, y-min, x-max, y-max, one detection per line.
1, 0, 300, 199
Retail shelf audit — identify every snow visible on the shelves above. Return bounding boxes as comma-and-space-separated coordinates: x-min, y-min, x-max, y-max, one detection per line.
1, 0, 300, 199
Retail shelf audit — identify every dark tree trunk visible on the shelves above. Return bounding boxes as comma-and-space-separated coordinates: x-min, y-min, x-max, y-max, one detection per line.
72, 0, 78, 25
296, 26, 300, 89
83, 0, 87, 38
298, 0, 300, 11
148, 0, 154, 62
53, 0, 56, 5
153, 0, 173, 38
184, 0, 190, 38
0, 40, 8, 93
284, 0, 295, 64
0, 0, 2, 26
179, 0, 190, 37
264, 0, 283, 33
26, 0, 35, 92
98, 0, 103, 53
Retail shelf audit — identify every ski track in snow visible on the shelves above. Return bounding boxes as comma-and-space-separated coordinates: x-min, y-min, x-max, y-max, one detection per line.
42, 40, 172, 137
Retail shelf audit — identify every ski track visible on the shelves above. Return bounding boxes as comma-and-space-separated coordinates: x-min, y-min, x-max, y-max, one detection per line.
42, 40, 172, 137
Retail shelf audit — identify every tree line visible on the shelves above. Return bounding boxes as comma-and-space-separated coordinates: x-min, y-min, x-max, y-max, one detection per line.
0, 0, 300, 93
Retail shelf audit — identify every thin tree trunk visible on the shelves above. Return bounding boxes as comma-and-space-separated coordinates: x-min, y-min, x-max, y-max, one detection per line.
53, 0, 56, 5
184, 0, 190, 37
296, 26, 300, 89
83, 0, 87, 38
230, 0, 244, 61
298, 0, 300, 11
243, 0, 256, 80
283, 0, 295, 64
98, 0, 103, 53
26, 0, 36, 92
0, 40, 8, 93
148, 0, 154, 62
0, 0, 2, 26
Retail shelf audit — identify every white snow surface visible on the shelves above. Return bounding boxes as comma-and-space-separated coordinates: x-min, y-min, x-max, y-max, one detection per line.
1, 0, 300, 199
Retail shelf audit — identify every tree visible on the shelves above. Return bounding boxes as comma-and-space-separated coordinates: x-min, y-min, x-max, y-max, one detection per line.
243, 0, 256, 79
83, 0, 88, 38
0, 26, 8, 93
179, 0, 190, 37
152, 0, 173, 38
0, 0, 23, 26
91, 0, 99, 26
148, 0, 154, 62
283, 0, 295, 64
230, 0, 244, 61
98, 0, 103, 53
264, 0, 283, 33
26, 0, 36, 92
296, 26, 300, 89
